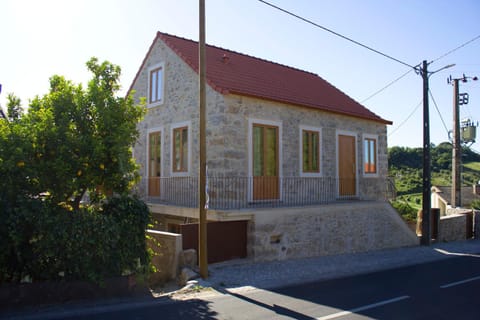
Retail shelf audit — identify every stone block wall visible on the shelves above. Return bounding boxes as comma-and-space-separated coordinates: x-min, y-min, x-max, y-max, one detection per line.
146, 229, 183, 285
222, 95, 389, 198
438, 214, 467, 242
130, 36, 226, 197
248, 202, 418, 262
131, 36, 390, 202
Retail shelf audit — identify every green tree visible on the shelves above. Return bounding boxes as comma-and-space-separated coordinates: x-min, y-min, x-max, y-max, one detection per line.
0, 59, 151, 283
0, 57, 146, 209
388, 146, 422, 169
6, 93, 23, 121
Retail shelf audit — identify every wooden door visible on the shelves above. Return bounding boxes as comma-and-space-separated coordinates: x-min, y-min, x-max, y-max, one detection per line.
253, 124, 279, 200
148, 132, 161, 197
338, 134, 356, 196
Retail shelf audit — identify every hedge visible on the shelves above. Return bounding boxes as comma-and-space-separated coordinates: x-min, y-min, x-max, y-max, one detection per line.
0, 195, 150, 284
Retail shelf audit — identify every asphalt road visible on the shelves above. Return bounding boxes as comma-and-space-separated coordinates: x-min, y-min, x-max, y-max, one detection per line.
4, 254, 480, 320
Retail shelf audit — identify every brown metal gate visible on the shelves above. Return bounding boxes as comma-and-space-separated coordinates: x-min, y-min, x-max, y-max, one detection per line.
180, 221, 247, 263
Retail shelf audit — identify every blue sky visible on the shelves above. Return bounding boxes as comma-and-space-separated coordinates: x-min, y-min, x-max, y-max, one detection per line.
1, 0, 479, 148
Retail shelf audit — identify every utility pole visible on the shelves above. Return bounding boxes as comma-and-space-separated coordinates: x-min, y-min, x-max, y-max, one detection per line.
420, 60, 431, 246
418, 61, 455, 245
198, 0, 208, 279
451, 78, 461, 208
448, 74, 478, 209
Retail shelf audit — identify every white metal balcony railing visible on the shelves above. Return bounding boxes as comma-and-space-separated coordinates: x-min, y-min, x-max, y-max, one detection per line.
145, 176, 389, 210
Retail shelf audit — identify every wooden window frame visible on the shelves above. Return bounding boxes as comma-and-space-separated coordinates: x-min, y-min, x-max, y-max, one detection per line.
171, 122, 190, 176
302, 130, 320, 173
146, 128, 163, 197
148, 131, 162, 177
252, 123, 279, 177
299, 125, 322, 177
363, 135, 378, 176
247, 118, 283, 202
148, 63, 164, 107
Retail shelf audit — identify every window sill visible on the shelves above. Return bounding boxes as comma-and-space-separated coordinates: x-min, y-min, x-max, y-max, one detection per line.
147, 101, 164, 108
363, 173, 379, 178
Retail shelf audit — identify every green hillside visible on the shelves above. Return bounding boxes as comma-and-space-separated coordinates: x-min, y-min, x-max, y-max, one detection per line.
388, 142, 480, 221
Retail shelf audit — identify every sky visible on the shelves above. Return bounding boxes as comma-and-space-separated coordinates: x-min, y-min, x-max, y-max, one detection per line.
1, 0, 479, 148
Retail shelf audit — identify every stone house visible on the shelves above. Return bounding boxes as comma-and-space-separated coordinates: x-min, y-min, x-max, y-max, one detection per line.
128, 32, 418, 262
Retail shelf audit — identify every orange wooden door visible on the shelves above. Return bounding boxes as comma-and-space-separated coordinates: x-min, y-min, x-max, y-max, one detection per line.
338, 134, 356, 196
253, 124, 279, 200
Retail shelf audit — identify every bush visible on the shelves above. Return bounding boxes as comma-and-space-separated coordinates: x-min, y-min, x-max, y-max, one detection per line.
390, 199, 417, 222
471, 199, 480, 210
0, 195, 150, 284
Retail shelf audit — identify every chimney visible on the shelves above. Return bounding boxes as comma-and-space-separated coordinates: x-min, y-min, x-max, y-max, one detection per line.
222, 53, 230, 63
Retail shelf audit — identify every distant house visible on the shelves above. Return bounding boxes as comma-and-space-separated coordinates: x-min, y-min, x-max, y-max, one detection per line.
128, 32, 417, 262
431, 185, 480, 215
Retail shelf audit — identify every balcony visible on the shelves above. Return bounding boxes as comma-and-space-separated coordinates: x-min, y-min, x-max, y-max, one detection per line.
145, 176, 389, 210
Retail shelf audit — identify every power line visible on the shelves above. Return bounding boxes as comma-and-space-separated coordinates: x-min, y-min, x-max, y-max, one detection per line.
430, 34, 480, 64
428, 89, 449, 137
257, 0, 415, 69
361, 69, 414, 103
388, 99, 422, 137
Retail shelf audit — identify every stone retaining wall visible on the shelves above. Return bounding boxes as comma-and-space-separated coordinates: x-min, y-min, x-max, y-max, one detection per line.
146, 229, 182, 285
438, 214, 467, 242
248, 201, 418, 261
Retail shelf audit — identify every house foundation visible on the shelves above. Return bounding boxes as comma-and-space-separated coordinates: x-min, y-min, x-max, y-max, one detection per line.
149, 201, 419, 263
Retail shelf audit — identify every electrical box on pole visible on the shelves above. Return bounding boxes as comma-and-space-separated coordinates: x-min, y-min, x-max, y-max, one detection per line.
461, 119, 477, 144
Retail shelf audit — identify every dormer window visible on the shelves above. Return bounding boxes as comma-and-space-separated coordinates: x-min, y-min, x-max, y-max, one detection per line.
148, 63, 164, 106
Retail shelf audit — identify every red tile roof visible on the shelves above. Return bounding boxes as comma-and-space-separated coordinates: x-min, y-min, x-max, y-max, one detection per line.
130, 32, 391, 124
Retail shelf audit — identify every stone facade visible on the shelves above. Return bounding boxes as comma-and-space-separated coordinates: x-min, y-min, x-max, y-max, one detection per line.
438, 214, 467, 242
248, 202, 418, 261
131, 36, 390, 203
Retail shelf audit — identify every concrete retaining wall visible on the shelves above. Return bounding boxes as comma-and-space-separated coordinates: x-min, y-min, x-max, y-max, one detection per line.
249, 201, 418, 262
146, 230, 182, 285
438, 214, 466, 242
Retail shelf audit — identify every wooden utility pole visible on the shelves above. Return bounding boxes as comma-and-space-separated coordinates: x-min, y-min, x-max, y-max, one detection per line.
420, 60, 431, 246
452, 78, 461, 208
198, 0, 208, 279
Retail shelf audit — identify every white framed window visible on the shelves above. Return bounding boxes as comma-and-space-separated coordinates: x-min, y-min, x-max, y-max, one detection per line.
363, 134, 378, 177
299, 125, 322, 177
170, 121, 191, 176
147, 62, 165, 107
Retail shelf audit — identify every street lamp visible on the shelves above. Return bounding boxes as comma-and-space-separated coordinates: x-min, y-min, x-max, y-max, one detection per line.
416, 61, 455, 246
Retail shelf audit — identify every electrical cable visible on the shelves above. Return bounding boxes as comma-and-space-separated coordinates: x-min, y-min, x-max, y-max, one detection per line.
428, 89, 450, 137
430, 34, 480, 64
257, 0, 415, 69
361, 69, 414, 103
388, 99, 422, 137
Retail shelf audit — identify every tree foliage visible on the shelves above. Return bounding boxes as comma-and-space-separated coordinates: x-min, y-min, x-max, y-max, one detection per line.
1, 57, 145, 209
389, 143, 480, 196
0, 58, 150, 284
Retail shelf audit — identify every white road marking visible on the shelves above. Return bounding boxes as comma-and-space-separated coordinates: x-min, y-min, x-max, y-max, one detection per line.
315, 295, 410, 320
440, 275, 480, 289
